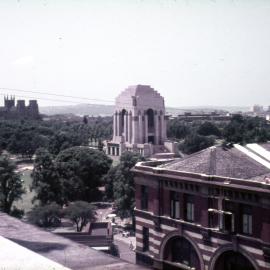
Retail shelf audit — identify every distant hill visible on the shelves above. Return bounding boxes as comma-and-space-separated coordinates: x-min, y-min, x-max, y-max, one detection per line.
40, 103, 249, 117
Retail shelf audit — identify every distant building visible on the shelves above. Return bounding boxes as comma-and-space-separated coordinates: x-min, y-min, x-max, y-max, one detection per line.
104, 85, 177, 158
252, 104, 264, 114
177, 112, 232, 122
133, 143, 270, 270
0, 96, 40, 120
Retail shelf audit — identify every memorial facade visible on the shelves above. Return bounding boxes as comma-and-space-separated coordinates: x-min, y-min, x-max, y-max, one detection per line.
105, 85, 177, 158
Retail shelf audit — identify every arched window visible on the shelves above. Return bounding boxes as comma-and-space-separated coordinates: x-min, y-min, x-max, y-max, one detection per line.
163, 236, 201, 269
146, 108, 154, 130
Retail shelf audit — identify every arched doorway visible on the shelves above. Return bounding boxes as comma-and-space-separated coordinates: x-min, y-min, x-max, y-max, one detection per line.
214, 250, 255, 270
163, 236, 201, 270
146, 108, 154, 143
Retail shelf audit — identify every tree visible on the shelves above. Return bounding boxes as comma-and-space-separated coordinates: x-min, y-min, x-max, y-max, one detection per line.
167, 119, 191, 139
0, 155, 24, 213
98, 139, 104, 151
56, 146, 112, 202
103, 166, 118, 201
223, 115, 270, 144
179, 133, 215, 154
28, 203, 62, 227
108, 152, 144, 220
197, 121, 221, 137
83, 115, 88, 124
64, 201, 96, 232
31, 148, 63, 205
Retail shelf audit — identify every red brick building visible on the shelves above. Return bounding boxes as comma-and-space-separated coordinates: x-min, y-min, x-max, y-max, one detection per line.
133, 144, 270, 270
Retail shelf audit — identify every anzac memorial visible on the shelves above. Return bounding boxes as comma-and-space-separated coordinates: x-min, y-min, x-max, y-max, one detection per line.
105, 85, 177, 158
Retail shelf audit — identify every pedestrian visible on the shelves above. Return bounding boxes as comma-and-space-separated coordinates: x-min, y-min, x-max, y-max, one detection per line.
129, 240, 134, 250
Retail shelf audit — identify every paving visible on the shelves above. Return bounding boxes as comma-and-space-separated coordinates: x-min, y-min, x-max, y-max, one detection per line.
0, 212, 146, 270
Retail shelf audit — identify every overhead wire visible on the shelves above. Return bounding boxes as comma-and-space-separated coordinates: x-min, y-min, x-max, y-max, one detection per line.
0, 87, 115, 104
0, 86, 178, 109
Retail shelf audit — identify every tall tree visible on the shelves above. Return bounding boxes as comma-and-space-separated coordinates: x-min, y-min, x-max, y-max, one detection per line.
0, 155, 24, 213
56, 146, 112, 202
64, 201, 96, 232
31, 148, 63, 205
108, 152, 144, 220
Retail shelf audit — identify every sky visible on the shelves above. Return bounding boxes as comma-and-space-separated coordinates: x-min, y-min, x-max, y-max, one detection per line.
0, 0, 270, 108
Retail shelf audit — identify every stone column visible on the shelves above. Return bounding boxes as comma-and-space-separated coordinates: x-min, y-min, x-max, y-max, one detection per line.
117, 112, 121, 137
138, 113, 143, 144
163, 115, 167, 141
131, 114, 137, 144
125, 112, 128, 142
154, 113, 159, 145
113, 112, 117, 139
160, 114, 164, 144
160, 113, 167, 143
128, 112, 132, 143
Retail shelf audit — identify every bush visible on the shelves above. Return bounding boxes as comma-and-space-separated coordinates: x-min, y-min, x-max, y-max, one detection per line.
28, 203, 62, 227
179, 133, 215, 154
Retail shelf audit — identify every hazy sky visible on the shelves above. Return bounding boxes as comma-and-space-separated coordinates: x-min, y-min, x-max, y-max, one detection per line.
0, 0, 270, 107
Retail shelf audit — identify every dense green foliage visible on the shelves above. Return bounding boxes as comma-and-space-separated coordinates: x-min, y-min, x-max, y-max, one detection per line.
104, 152, 145, 219
179, 134, 215, 154
31, 148, 63, 205
168, 115, 270, 154
64, 201, 96, 232
223, 115, 270, 144
32, 147, 112, 205
197, 121, 221, 137
0, 117, 112, 157
27, 200, 96, 230
0, 155, 24, 213
28, 203, 62, 227
56, 146, 112, 202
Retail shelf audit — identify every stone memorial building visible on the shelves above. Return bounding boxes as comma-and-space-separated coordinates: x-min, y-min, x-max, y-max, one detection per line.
105, 85, 177, 158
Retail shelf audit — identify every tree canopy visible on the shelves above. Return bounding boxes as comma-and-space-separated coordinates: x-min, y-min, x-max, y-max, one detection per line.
0, 117, 113, 157
64, 201, 96, 232
28, 203, 62, 227
56, 146, 112, 202
31, 148, 63, 205
32, 146, 112, 205
223, 115, 270, 144
0, 155, 24, 213
179, 133, 215, 154
105, 151, 144, 220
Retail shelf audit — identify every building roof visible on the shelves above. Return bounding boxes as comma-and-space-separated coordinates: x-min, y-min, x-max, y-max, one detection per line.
0, 212, 144, 270
115, 85, 164, 110
118, 85, 158, 97
159, 143, 270, 182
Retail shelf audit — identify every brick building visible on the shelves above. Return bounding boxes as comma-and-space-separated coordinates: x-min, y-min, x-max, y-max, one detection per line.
133, 143, 270, 270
